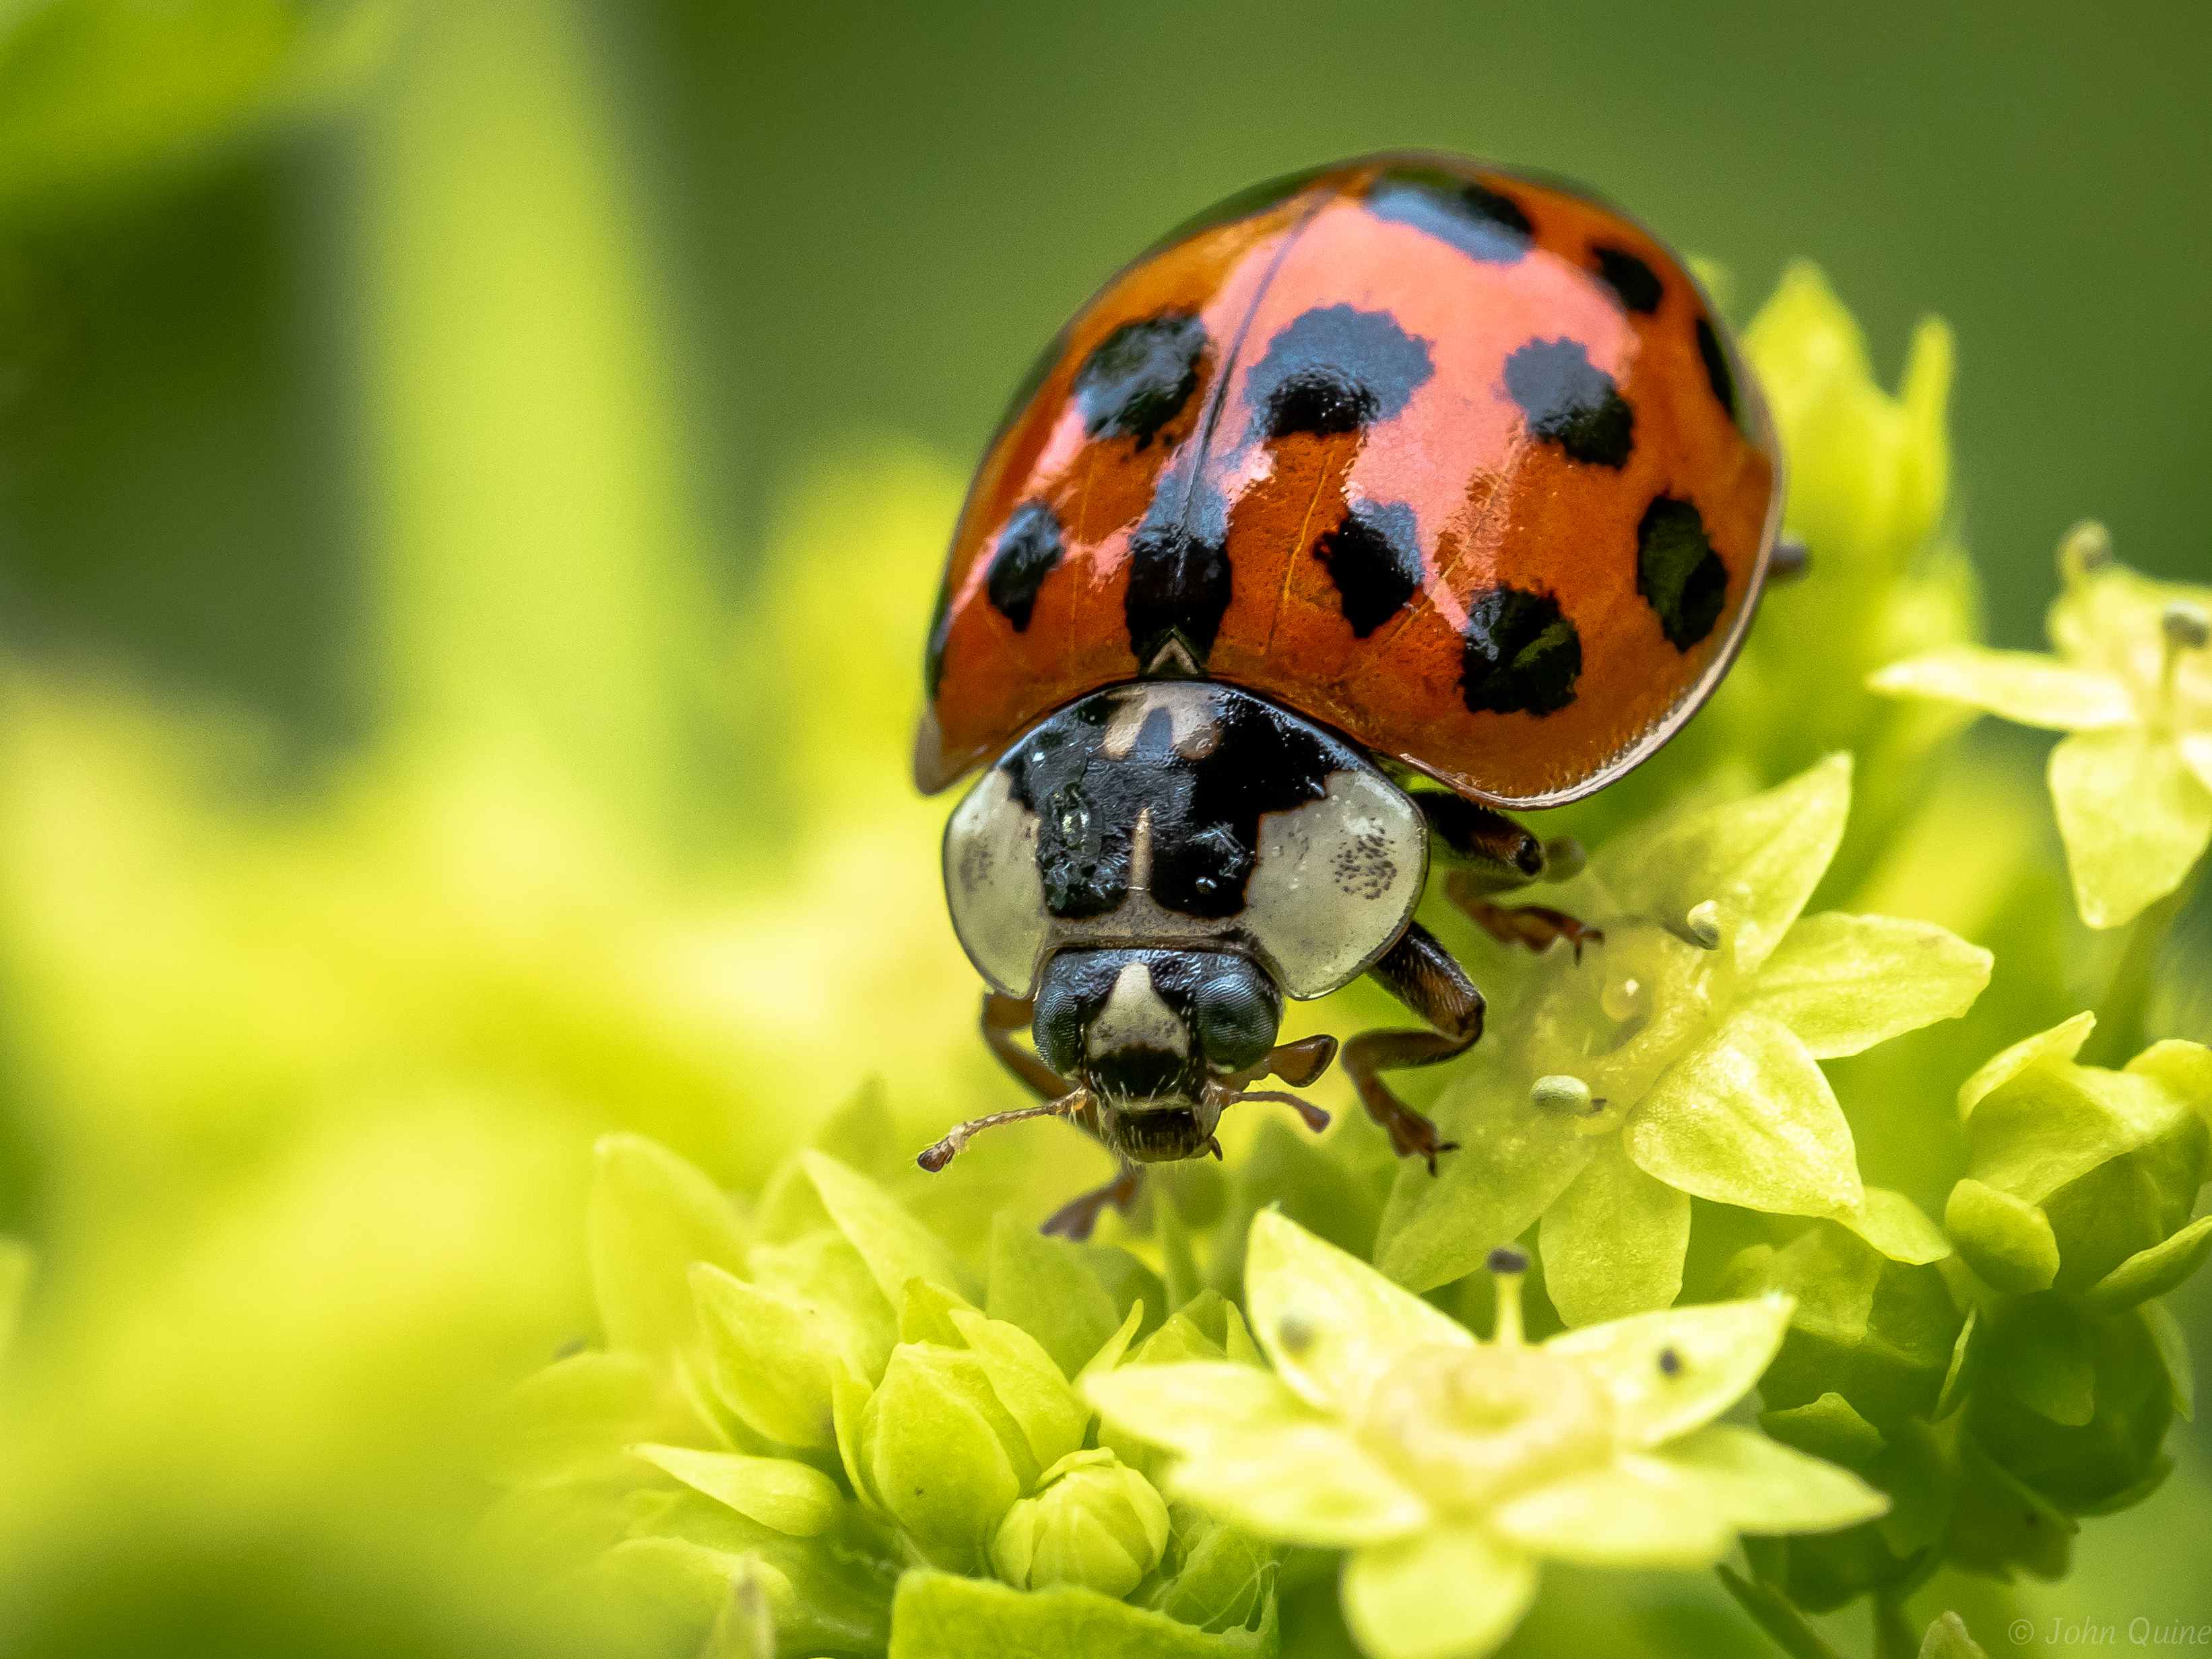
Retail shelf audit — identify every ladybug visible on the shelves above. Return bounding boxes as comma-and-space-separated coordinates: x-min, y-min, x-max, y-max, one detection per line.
915, 153, 1786, 1237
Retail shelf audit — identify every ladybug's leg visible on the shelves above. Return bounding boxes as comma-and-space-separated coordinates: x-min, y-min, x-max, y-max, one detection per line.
981, 991, 1068, 1101
1341, 921, 1480, 1175
1417, 795, 1604, 962
1041, 1164, 1144, 1242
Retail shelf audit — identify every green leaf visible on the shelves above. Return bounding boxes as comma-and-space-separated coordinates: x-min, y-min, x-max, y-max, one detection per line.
589, 1134, 748, 1363
1593, 752, 1852, 976
1544, 1295, 1793, 1448
1958, 1012, 2097, 1119
2049, 728, 2212, 929
987, 1214, 1122, 1379
1759, 1392, 1887, 1467
1489, 1456, 1736, 1566
1626, 1015, 1864, 1217
1651, 1424, 1888, 1533
492, 1350, 696, 1487
1340, 1526, 1537, 1659
1244, 1209, 1471, 1412
1743, 912, 1990, 1059
888, 1568, 1276, 1659
1918, 1611, 1990, 1659
692, 1264, 838, 1451
1538, 1136, 1689, 1326
1374, 1072, 1597, 1293
1868, 648, 2133, 731
1943, 1180, 2058, 1294
2083, 1214, 2212, 1313
803, 1150, 977, 1305
1934, 1307, 1979, 1421
630, 1443, 843, 1536
2141, 1299, 2194, 1421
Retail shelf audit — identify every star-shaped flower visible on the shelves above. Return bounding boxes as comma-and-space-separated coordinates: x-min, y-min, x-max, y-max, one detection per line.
1378, 754, 1988, 1322
1086, 1212, 1885, 1659
1873, 525, 2212, 928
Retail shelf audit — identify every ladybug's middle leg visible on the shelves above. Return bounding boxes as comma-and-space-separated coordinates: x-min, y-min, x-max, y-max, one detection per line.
1415, 795, 1604, 962
1341, 921, 1480, 1175
1041, 1165, 1144, 1242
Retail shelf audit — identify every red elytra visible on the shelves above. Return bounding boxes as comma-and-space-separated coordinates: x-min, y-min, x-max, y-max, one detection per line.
917, 152, 1782, 810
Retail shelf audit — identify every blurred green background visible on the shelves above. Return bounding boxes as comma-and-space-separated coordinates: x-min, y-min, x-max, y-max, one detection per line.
0, 2, 2207, 1656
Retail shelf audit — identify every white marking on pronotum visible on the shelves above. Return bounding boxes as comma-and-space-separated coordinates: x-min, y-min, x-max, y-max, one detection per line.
1101, 683, 1222, 760
1244, 769, 1428, 998
1087, 961, 1189, 1058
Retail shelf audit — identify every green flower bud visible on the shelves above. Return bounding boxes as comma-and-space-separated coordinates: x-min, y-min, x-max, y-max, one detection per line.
1948, 1026, 2212, 1299
1965, 1296, 2174, 1514
1146, 1503, 1278, 1633
989, 1448, 1171, 1599
854, 1344, 1035, 1569
1745, 1417, 1955, 1613
1726, 1214, 1963, 1437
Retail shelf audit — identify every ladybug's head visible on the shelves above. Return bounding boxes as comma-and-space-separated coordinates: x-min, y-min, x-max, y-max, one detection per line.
1031, 947, 1282, 1163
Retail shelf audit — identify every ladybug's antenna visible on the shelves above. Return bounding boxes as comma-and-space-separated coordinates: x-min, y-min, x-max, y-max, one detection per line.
917, 1088, 1091, 1172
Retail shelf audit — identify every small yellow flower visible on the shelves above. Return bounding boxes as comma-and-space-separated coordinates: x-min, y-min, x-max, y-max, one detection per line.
1086, 1212, 1884, 1659
1873, 523, 2212, 927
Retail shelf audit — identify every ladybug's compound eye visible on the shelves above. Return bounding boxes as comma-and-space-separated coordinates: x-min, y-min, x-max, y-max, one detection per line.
1031, 968, 1088, 1078
1190, 956, 1282, 1073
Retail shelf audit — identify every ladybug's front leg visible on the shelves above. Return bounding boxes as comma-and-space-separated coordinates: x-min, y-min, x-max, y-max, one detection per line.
980, 991, 1068, 1101
1415, 795, 1604, 961
1341, 921, 1480, 1175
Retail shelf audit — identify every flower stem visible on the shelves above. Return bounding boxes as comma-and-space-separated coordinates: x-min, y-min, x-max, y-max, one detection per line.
1716, 1564, 1851, 1659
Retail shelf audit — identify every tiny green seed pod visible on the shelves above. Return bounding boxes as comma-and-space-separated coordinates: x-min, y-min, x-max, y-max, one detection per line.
990, 1449, 1171, 1599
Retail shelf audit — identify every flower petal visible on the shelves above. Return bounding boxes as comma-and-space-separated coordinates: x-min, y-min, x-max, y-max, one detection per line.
1544, 1295, 1794, 1448
1374, 1070, 1598, 1295
1648, 1423, 1887, 1534
1490, 1456, 1735, 1567
1592, 753, 1851, 976
1538, 1138, 1689, 1327
1868, 647, 2133, 731
1838, 1185, 1952, 1266
802, 1149, 977, 1304
1743, 911, 1991, 1059
1625, 1016, 1864, 1217
1246, 1209, 1471, 1413
1341, 1528, 1538, 1659
1083, 1361, 1313, 1460
2048, 729, 2212, 929
1169, 1426, 1432, 1547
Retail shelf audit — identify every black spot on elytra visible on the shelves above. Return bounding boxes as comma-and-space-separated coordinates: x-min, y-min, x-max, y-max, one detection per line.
1245, 304, 1432, 439
1592, 246, 1662, 314
1366, 168, 1533, 263
1315, 500, 1423, 637
1126, 460, 1233, 670
1004, 683, 1345, 921
1696, 315, 1741, 426
1503, 338, 1635, 468
985, 500, 1064, 632
1074, 314, 1207, 445
1636, 497, 1728, 651
1462, 585, 1582, 716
